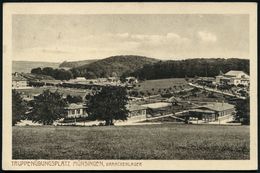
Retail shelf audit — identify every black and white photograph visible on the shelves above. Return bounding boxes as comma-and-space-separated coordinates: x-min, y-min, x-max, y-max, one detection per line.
2, 2, 257, 170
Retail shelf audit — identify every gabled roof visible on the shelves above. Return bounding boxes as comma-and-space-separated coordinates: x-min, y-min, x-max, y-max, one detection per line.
225, 70, 248, 77
189, 109, 215, 114
199, 102, 235, 112
66, 103, 86, 109
126, 104, 146, 111
141, 102, 171, 109
167, 96, 182, 103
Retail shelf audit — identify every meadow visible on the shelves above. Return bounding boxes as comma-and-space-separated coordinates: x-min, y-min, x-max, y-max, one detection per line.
13, 124, 249, 160
17, 86, 90, 97
133, 78, 192, 95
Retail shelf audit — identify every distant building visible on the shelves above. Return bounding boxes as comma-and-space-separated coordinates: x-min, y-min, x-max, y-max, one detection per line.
125, 77, 138, 84
188, 102, 235, 123
215, 70, 249, 86
108, 77, 119, 82
126, 104, 147, 121
141, 102, 172, 116
21, 93, 40, 101
197, 77, 215, 85
142, 102, 172, 110
12, 72, 28, 89
166, 96, 182, 105
65, 103, 88, 118
75, 77, 86, 81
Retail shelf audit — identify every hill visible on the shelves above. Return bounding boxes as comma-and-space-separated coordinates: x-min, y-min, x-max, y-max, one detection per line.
59, 59, 98, 68
130, 58, 249, 80
13, 61, 60, 73
70, 55, 159, 78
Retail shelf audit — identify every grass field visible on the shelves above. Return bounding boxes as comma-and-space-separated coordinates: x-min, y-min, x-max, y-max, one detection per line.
133, 78, 191, 95
17, 87, 90, 97
13, 124, 249, 160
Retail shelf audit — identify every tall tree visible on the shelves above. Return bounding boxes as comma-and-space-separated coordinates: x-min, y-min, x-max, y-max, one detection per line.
66, 94, 83, 104
29, 90, 68, 125
12, 90, 27, 126
86, 86, 129, 125
235, 98, 250, 125
31, 67, 42, 74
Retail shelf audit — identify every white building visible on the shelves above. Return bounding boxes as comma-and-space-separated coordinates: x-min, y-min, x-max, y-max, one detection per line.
75, 77, 86, 81
65, 103, 88, 118
188, 102, 236, 123
126, 104, 147, 121
215, 70, 249, 86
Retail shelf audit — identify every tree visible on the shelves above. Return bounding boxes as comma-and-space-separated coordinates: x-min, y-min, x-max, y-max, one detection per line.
31, 67, 42, 74
119, 76, 127, 83
85, 71, 97, 79
86, 86, 129, 126
139, 91, 145, 96
66, 95, 82, 104
42, 67, 53, 75
235, 98, 250, 125
12, 90, 27, 126
29, 90, 68, 125
111, 72, 118, 77
54, 69, 73, 80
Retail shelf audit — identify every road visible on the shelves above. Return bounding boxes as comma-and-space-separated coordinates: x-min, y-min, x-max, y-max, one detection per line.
188, 83, 246, 100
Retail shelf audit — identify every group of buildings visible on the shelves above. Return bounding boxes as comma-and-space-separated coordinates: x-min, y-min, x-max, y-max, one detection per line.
12, 70, 249, 89
13, 70, 247, 125
65, 100, 236, 124
12, 74, 139, 89
196, 70, 250, 87
215, 70, 250, 86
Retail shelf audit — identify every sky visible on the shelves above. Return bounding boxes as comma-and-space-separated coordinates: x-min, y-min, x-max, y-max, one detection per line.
12, 14, 249, 62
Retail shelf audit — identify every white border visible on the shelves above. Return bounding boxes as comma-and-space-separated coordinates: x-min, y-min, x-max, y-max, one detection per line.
2, 2, 258, 170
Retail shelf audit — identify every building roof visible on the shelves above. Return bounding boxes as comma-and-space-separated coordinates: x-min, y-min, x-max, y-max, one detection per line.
75, 77, 86, 80
189, 109, 215, 114
126, 104, 146, 111
66, 103, 86, 110
167, 96, 182, 103
198, 77, 215, 81
141, 102, 171, 109
225, 70, 249, 77
199, 102, 235, 112
126, 77, 137, 80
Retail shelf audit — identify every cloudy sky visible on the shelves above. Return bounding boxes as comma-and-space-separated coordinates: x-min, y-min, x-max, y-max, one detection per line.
12, 14, 249, 62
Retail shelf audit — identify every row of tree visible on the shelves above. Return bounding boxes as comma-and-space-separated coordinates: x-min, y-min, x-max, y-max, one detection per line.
12, 87, 129, 126
31, 67, 74, 80
129, 58, 249, 80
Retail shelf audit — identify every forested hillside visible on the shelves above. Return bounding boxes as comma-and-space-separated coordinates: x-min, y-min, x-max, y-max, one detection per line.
70, 55, 159, 78
30, 57, 249, 81
129, 58, 249, 80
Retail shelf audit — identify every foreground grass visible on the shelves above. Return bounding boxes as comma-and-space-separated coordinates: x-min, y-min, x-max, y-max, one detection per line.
13, 124, 249, 160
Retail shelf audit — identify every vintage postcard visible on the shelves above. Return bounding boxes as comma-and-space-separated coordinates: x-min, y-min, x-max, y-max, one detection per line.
2, 2, 257, 170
